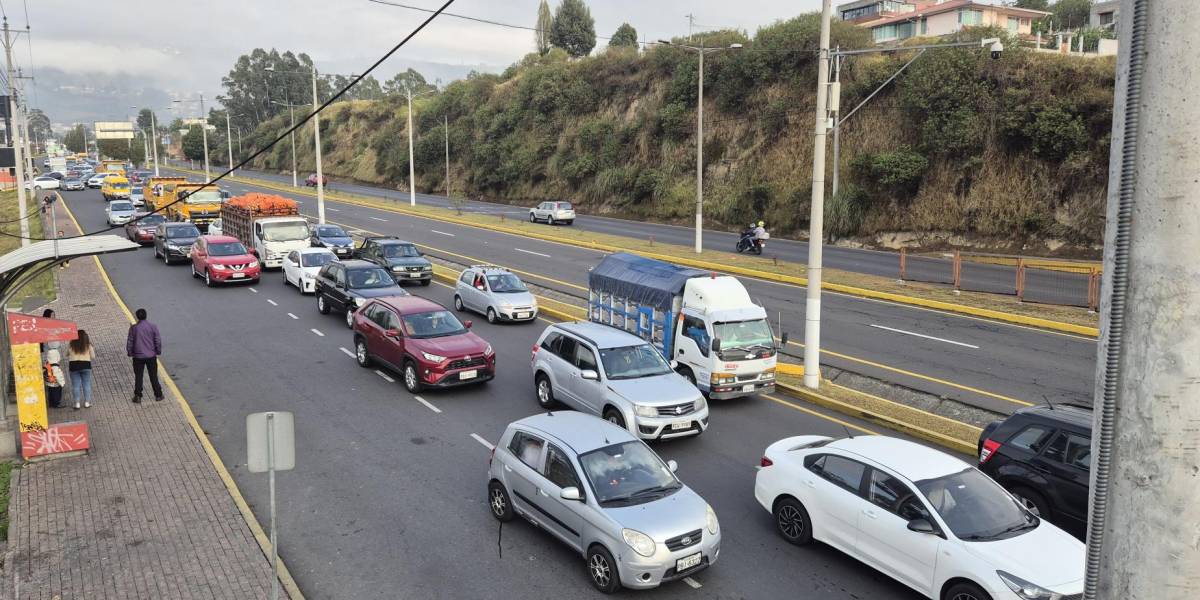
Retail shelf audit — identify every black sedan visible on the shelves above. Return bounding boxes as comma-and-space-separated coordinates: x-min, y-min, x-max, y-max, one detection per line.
310, 224, 355, 257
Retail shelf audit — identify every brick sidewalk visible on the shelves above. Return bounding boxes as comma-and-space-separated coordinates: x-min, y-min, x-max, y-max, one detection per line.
2, 202, 293, 599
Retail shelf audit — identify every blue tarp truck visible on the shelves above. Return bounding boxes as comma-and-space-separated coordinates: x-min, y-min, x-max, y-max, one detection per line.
588, 253, 783, 399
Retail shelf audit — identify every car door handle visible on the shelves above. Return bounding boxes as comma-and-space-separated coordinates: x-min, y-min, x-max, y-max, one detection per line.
537, 488, 549, 497
503, 465, 513, 473
862, 509, 878, 519
805, 480, 816, 488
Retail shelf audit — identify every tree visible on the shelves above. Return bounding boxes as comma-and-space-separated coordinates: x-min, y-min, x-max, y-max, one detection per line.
216, 48, 328, 135
550, 0, 596, 58
63, 125, 87, 153
384, 68, 436, 96
136, 108, 157, 131
1051, 0, 1092, 29
1015, 0, 1050, 9
182, 125, 207, 161
26, 109, 51, 142
326, 74, 385, 101
535, 0, 553, 55
609, 23, 638, 48
97, 138, 145, 163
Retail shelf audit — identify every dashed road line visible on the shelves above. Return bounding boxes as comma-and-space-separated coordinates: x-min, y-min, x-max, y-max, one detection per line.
267, 299, 278, 306
374, 370, 395, 383
514, 248, 551, 258
868, 324, 979, 349
414, 396, 442, 413
369, 216, 388, 222
249, 287, 258, 294
311, 328, 325, 337
339, 347, 356, 358
430, 230, 455, 237
683, 577, 702, 589
327, 207, 340, 212
287, 312, 299, 319
470, 433, 494, 450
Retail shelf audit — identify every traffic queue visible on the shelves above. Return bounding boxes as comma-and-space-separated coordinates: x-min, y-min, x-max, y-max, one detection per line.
104, 176, 1084, 600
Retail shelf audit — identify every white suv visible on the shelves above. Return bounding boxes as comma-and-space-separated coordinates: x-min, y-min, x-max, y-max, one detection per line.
529, 201, 576, 225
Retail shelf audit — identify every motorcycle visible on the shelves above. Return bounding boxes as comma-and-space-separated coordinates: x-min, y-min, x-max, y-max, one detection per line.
736, 230, 765, 255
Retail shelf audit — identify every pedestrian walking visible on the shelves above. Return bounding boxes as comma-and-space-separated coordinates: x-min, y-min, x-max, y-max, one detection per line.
126, 308, 163, 403
44, 348, 64, 409
67, 330, 96, 410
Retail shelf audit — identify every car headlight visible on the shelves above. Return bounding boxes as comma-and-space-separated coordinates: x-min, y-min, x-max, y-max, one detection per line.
710, 373, 736, 385
248, 261, 259, 269
763, 368, 776, 380
694, 397, 707, 412
211, 263, 227, 271
499, 302, 513, 310
392, 265, 404, 272
302, 272, 315, 280
353, 297, 366, 307
634, 404, 658, 418
997, 571, 1060, 600
706, 504, 719, 535
621, 528, 655, 558
484, 344, 494, 356
421, 351, 446, 363
165, 242, 179, 250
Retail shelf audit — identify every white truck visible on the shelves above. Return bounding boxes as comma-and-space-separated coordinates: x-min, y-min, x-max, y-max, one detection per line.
220, 195, 312, 269
588, 252, 784, 399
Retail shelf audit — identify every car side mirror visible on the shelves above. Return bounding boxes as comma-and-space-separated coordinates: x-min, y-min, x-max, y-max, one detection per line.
385, 328, 401, 339
779, 332, 789, 346
669, 359, 678, 369
711, 338, 722, 352
464, 320, 473, 329
580, 369, 599, 381
667, 460, 678, 473
907, 518, 937, 534
560, 487, 583, 502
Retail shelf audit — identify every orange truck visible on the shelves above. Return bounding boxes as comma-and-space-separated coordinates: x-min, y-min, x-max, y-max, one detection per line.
220, 194, 310, 268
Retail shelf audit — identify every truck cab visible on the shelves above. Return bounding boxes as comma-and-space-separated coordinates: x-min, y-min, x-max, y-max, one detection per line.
144, 177, 188, 212
170, 184, 224, 230
253, 217, 312, 268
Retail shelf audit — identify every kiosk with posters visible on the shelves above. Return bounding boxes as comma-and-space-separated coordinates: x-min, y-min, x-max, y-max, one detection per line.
7, 312, 90, 460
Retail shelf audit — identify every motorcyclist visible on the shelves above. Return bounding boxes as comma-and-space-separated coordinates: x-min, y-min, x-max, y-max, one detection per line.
752, 221, 768, 241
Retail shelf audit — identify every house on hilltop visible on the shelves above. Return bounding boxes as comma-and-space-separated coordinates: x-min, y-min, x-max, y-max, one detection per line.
836, 0, 1050, 45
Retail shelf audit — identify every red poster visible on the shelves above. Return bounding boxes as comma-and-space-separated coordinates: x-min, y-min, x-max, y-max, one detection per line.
7, 313, 78, 345
21, 421, 90, 458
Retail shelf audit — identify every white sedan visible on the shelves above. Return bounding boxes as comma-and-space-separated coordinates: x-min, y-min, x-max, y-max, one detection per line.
282, 248, 337, 294
754, 435, 1083, 600
26, 176, 60, 190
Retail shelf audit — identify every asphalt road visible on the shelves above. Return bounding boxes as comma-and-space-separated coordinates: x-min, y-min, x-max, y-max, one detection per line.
64, 187, 929, 599
159, 168, 1098, 414
197, 162, 1092, 308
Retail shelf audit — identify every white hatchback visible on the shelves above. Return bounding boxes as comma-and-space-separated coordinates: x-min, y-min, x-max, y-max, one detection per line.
282, 247, 338, 294
754, 435, 1083, 600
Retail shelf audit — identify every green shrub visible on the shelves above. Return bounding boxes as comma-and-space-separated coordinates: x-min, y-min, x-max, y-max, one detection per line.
825, 184, 868, 240
657, 102, 693, 140
850, 148, 928, 201
1027, 104, 1088, 161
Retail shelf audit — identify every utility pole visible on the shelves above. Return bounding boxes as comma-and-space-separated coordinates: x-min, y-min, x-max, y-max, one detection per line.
443, 114, 450, 199
695, 37, 704, 254
311, 66, 325, 224
287, 100, 297, 187
802, 0, 833, 389
830, 52, 841, 199
199, 93, 210, 182
405, 85, 417, 206
149, 110, 160, 176
3, 18, 30, 247
225, 111, 234, 173
1086, 1, 1200, 598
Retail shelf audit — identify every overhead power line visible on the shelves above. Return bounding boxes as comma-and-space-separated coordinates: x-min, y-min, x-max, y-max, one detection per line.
366, 0, 617, 41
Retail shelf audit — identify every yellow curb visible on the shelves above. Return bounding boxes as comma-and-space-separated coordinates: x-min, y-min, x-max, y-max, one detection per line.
59, 198, 306, 600
184, 167, 1098, 338
776, 363, 805, 377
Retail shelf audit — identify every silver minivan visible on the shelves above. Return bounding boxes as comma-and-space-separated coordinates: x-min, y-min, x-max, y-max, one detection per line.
529, 201, 576, 225
488, 412, 720, 592
532, 322, 708, 440
453, 265, 538, 323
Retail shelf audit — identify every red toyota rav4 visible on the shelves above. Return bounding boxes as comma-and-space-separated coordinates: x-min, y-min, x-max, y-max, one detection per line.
191, 234, 261, 287
352, 296, 495, 393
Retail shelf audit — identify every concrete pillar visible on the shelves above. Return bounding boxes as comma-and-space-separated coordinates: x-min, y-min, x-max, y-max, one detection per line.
1087, 1, 1200, 599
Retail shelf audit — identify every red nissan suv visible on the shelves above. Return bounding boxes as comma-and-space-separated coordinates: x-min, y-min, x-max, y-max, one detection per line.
352, 296, 495, 392
191, 234, 261, 286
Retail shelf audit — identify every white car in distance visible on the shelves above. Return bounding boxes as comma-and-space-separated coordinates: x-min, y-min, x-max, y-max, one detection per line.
754, 435, 1083, 600
282, 248, 338, 294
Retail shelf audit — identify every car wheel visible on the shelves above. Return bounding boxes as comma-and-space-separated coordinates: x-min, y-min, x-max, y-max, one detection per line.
345, 308, 355, 329
403, 361, 423, 393
944, 581, 992, 600
535, 374, 556, 409
191, 263, 199, 279
529, 213, 536, 223
205, 269, 215, 287
586, 545, 621, 594
488, 480, 515, 522
354, 337, 372, 368
487, 308, 497, 324
773, 497, 813, 545
453, 295, 464, 312
603, 407, 626, 429
163, 250, 171, 265
1009, 486, 1051, 520
547, 216, 555, 226
419, 279, 431, 287
317, 294, 330, 314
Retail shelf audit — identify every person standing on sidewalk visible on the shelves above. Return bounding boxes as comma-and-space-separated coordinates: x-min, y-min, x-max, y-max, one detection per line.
126, 308, 163, 403
67, 330, 96, 410
44, 348, 65, 409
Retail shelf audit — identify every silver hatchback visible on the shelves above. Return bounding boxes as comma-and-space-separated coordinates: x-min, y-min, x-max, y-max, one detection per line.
488, 412, 720, 592
529, 201, 576, 225
454, 265, 538, 323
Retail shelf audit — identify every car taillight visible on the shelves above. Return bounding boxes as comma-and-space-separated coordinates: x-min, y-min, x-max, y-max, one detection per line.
531, 344, 539, 363
979, 438, 1001, 464
760, 456, 773, 468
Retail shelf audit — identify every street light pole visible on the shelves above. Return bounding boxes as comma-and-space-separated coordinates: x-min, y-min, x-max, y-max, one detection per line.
444, 115, 450, 199
225, 111, 234, 173
3, 18, 30, 247
149, 110, 160, 176
802, 0, 833, 389
406, 86, 417, 206
199, 93, 210, 182
311, 66, 326, 224
288, 101, 297, 187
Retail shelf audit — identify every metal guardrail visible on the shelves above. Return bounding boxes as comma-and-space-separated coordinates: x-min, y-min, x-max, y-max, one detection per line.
900, 249, 1102, 311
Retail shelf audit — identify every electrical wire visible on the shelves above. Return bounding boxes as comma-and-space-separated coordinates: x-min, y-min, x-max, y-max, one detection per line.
21, 0, 37, 108
0, 203, 42, 225
0, 0, 459, 242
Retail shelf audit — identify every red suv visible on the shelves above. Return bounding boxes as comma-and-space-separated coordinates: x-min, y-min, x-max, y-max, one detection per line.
352, 296, 495, 393
190, 234, 261, 287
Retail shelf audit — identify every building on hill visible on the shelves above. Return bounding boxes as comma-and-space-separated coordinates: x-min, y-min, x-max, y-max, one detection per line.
1090, 1, 1119, 31
836, 0, 1050, 44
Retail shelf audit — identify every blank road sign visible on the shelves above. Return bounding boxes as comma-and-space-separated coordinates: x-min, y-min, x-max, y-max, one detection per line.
246, 411, 295, 473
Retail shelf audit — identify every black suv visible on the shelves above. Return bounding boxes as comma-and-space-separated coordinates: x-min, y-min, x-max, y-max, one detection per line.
354, 236, 432, 286
153, 222, 201, 265
314, 259, 410, 329
977, 404, 1092, 539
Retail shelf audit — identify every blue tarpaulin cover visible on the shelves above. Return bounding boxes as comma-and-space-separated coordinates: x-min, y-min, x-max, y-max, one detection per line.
589, 253, 708, 313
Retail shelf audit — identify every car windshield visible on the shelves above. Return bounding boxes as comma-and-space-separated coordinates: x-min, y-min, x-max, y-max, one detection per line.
261, 222, 309, 242
346, 268, 395, 289
383, 244, 420, 258
401, 310, 467, 339
301, 252, 335, 268
713, 319, 775, 351
599, 344, 673, 380
556, 202, 573, 210
486, 273, 527, 293
316, 226, 346, 238
579, 441, 680, 507
138, 215, 166, 226
916, 468, 1037, 541
112, 183, 130, 190
110, 202, 133, 212
208, 242, 248, 257
182, 190, 223, 204
167, 226, 200, 239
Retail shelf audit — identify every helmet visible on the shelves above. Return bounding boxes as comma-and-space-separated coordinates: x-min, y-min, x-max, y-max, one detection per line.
757, 221, 765, 227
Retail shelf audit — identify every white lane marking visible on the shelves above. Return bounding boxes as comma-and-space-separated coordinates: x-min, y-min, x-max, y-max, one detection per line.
868, 324, 980, 349
327, 207, 340, 212
414, 395, 442, 413
267, 299, 278, 306
287, 312, 299, 320
374, 370, 395, 383
370, 216, 388, 222
470, 433, 494, 451
339, 347, 356, 358
514, 248, 551, 258
311, 328, 325, 337
430, 230, 455, 237
249, 288, 258, 294
683, 577, 702, 589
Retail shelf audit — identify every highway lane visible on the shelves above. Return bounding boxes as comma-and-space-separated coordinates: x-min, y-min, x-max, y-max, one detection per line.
65, 188, 925, 599
203, 162, 1092, 308
190, 171, 1097, 413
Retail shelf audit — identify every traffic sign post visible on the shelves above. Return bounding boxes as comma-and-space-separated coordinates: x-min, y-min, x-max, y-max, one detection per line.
247, 411, 295, 600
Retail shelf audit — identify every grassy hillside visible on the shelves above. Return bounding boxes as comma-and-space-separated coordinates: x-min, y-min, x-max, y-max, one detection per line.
245, 15, 1115, 255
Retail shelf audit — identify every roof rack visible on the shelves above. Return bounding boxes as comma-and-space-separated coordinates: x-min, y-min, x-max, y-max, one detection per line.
469, 264, 510, 272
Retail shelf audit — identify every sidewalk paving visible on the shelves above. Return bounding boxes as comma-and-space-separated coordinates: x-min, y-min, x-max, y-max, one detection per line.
2, 202, 293, 599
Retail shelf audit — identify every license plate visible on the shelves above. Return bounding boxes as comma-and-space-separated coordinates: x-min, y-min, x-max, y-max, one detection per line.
676, 552, 702, 572
231, 273, 246, 278
409, 273, 423, 278
742, 384, 754, 392
516, 312, 530, 319
460, 370, 477, 380
670, 421, 691, 431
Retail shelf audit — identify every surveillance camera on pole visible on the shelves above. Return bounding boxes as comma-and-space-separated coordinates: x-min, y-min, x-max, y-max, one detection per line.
981, 37, 1003, 59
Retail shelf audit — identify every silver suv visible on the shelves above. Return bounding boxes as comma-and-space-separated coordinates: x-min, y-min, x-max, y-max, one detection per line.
529, 201, 576, 225
488, 412, 720, 593
454, 265, 538, 323
531, 322, 708, 440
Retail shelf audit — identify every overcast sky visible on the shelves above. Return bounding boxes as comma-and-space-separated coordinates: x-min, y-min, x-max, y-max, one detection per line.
19, 0, 826, 124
